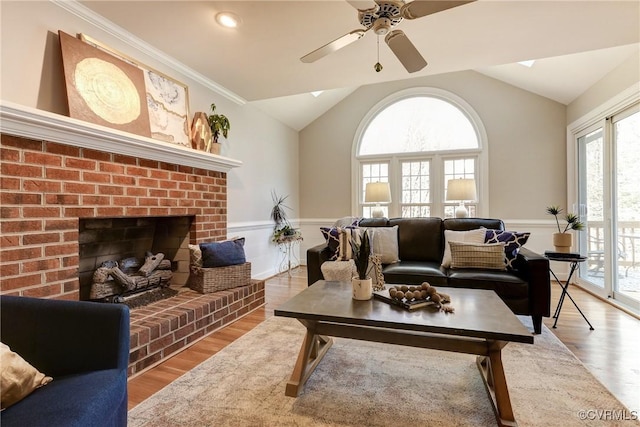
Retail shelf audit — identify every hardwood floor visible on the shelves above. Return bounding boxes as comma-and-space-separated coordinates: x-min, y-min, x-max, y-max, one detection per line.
128, 267, 639, 413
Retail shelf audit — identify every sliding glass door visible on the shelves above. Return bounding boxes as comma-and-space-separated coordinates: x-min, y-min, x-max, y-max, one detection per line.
577, 104, 640, 311
578, 126, 606, 290
613, 108, 640, 307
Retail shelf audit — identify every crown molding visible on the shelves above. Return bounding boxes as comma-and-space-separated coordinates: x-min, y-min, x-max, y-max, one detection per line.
0, 101, 242, 173
51, 0, 246, 106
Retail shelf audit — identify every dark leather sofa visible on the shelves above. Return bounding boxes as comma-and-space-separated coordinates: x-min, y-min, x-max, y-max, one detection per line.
307, 217, 550, 334
0, 296, 130, 427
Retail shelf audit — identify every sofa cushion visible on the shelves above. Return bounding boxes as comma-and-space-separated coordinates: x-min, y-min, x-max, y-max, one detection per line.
485, 229, 530, 270
368, 226, 400, 264
441, 228, 487, 268
449, 241, 506, 270
447, 269, 529, 299
382, 260, 448, 286
0, 342, 52, 409
389, 217, 443, 263
443, 218, 504, 232
1, 369, 127, 427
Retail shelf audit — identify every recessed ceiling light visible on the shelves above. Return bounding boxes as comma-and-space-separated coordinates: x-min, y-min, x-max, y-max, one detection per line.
310, 91, 324, 97
518, 60, 535, 68
216, 12, 240, 28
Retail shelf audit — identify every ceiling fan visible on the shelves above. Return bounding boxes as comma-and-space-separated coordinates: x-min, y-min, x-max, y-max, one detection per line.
300, 0, 475, 73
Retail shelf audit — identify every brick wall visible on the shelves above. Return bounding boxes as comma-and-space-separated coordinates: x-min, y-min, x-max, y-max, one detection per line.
0, 134, 227, 300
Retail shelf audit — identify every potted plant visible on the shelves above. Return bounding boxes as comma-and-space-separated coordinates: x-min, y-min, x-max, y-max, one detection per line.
207, 103, 230, 154
270, 191, 301, 243
350, 230, 372, 300
546, 205, 585, 253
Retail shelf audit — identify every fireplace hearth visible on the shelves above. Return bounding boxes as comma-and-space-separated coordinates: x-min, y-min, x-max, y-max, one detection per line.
0, 132, 263, 377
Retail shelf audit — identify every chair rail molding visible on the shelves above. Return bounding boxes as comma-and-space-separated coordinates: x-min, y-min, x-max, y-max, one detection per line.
0, 101, 242, 173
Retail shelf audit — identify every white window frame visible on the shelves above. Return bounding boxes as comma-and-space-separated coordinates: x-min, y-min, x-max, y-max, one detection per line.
351, 87, 489, 218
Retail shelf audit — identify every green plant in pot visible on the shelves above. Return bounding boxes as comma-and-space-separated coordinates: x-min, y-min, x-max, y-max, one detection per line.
546, 205, 585, 253
270, 191, 301, 243
350, 230, 372, 300
207, 103, 230, 148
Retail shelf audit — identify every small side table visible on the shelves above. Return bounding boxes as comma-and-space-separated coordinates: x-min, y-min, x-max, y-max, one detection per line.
545, 254, 594, 330
276, 235, 303, 277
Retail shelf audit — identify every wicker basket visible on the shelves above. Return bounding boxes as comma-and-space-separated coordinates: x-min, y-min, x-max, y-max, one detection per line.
188, 262, 251, 294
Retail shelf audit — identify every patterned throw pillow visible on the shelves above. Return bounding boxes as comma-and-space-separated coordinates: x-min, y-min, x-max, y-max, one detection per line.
320, 227, 343, 261
189, 244, 203, 268
449, 241, 506, 270
484, 230, 531, 270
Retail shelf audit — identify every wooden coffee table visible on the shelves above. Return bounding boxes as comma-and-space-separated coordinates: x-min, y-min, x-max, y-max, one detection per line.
274, 280, 534, 427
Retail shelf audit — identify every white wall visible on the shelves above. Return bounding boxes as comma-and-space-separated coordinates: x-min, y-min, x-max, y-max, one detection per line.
0, 1, 299, 279
298, 71, 567, 258
567, 50, 640, 125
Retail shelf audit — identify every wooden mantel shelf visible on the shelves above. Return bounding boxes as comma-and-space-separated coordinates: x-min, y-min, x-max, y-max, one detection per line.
0, 101, 242, 173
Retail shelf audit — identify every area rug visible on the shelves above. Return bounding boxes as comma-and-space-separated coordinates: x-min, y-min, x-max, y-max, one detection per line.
128, 316, 636, 427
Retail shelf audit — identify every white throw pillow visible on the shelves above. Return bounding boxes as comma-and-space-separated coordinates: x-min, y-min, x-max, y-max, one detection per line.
441, 228, 486, 268
369, 226, 400, 264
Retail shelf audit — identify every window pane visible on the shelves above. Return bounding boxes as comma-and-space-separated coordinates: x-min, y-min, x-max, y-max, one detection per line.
444, 158, 476, 200
359, 97, 479, 155
400, 160, 430, 217
402, 205, 430, 217
361, 162, 389, 215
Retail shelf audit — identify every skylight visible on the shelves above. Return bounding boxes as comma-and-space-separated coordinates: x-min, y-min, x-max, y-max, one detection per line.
518, 60, 536, 68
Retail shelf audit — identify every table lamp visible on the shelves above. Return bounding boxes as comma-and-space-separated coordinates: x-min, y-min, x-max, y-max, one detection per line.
365, 182, 391, 218
446, 178, 476, 218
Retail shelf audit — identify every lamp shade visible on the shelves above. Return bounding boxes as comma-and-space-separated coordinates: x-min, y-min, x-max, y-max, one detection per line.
446, 179, 477, 201
365, 182, 391, 203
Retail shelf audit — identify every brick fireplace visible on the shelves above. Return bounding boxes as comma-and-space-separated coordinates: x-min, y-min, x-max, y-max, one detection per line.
0, 124, 264, 375
0, 133, 227, 299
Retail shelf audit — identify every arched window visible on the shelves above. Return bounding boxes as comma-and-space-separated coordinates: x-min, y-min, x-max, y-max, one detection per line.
353, 87, 487, 218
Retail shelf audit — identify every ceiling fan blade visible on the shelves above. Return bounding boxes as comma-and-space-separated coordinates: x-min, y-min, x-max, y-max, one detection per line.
346, 0, 377, 12
300, 29, 367, 63
384, 30, 427, 73
401, 0, 475, 20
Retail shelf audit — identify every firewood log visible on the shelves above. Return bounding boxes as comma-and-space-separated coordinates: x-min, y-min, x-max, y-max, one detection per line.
138, 252, 165, 277
92, 266, 112, 284
110, 266, 137, 291
90, 270, 173, 300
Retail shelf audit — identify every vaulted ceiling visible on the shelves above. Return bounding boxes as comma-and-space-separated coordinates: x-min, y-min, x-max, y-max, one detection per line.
80, 0, 639, 130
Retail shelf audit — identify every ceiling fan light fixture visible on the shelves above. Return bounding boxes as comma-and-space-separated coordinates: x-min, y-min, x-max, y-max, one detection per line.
372, 17, 392, 36
216, 12, 240, 28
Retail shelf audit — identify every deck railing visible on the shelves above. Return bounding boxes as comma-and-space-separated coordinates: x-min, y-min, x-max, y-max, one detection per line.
586, 221, 640, 274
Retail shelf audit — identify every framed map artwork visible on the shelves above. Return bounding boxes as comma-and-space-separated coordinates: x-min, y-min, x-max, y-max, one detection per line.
78, 33, 192, 147
59, 30, 152, 138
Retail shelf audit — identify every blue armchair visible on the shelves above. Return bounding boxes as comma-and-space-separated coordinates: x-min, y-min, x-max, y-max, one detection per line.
0, 296, 130, 427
